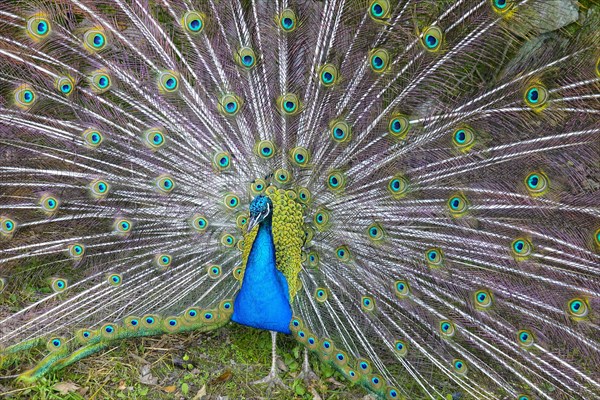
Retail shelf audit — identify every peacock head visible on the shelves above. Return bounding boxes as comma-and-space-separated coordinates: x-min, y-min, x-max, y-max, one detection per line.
247, 195, 272, 232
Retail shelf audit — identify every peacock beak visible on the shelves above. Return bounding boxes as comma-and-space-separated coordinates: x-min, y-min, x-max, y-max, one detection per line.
246, 214, 260, 233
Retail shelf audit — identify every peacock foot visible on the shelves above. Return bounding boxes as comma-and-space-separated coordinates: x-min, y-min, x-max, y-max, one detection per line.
296, 348, 318, 385
251, 369, 288, 389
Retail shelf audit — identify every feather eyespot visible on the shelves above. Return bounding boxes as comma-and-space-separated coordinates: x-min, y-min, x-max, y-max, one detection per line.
156, 175, 175, 193
335, 245, 351, 262
394, 279, 410, 298
219, 94, 243, 116
369, 48, 390, 72
367, 223, 385, 241
491, 0, 514, 14
107, 273, 122, 286
394, 340, 408, 357
388, 114, 410, 138
190, 214, 208, 232
274, 168, 291, 185
182, 11, 205, 34
255, 140, 276, 159
524, 171, 549, 196
68, 243, 85, 259
56, 76, 75, 96
114, 218, 132, 235
0, 217, 17, 238
387, 174, 409, 198
426, 248, 444, 268
142, 128, 166, 150
39, 194, 59, 215
361, 295, 375, 311
290, 147, 310, 167
47, 337, 64, 352
369, 0, 390, 20
14, 85, 37, 109
326, 171, 346, 192
315, 288, 328, 302
83, 28, 107, 51
329, 119, 352, 143
421, 26, 443, 52
278, 9, 297, 32
158, 70, 179, 93
90, 70, 112, 93
447, 193, 468, 216
567, 298, 589, 319
51, 278, 68, 293
452, 126, 476, 151
524, 82, 548, 110
224, 194, 240, 210
319, 64, 339, 87
473, 289, 493, 309
26, 15, 51, 41
83, 128, 104, 148
297, 187, 311, 204
453, 359, 468, 375
511, 238, 533, 260
235, 47, 257, 69
439, 320, 456, 338
278, 93, 301, 115
517, 329, 534, 347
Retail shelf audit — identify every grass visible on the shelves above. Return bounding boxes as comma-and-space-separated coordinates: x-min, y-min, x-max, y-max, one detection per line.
0, 324, 371, 400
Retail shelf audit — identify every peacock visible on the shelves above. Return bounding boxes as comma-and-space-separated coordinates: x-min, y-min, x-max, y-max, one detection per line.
0, 0, 599, 398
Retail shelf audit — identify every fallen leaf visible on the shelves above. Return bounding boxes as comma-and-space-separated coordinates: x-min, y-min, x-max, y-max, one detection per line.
163, 385, 176, 393
209, 369, 232, 384
118, 380, 127, 390
52, 381, 80, 395
192, 384, 207, 400
139, 364, 158, 385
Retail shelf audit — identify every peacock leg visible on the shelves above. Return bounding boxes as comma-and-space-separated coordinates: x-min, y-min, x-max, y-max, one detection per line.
296, 347, 318, 384
251, 331, 287, 388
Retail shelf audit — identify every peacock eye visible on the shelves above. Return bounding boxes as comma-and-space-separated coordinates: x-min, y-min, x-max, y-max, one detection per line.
297, 187, 311, 204
156, 175, 175, 193
255, 140, 276, 159
326, 171, 346, 192
394, 279, 410, 298
439, 320, 455, 337
394, 340, 408, 356
219, 94, 243, 116
388, 114, 410, 138
329, 119, 352, 143
221, 233, 236, 247
425, 248, 444, 267
279, 9, 297, 32
369, 48, 389, 72
182, 11, 205, 34
14, 85, 37, 109
51, 278, 68, 292
517, 329, 534, 347
335, 245, 351, 262
452, 126, 476, 151
447, 193, 468, 216
56, 76, 75, 96
474, 289, 493, 309
421, 26, 443, 52
212, 151, 232, 171
158, 70, 179, 93
319, 64, 339, 87
290, 147, 310, 167
567, 298, 589, 318
511, 238, 533, 259
114, 218, 132, 235
142, 128, 166, 150
361, 296, 375, 311
191, 214, 208, 232
107, 273, 122, 286
524, 171, 549, 196
524, 82, 548, 110
367, 223, 385, 241
453, 359, 467, 375
315, 288, 327, 302
491, 0, 514, 13
90, 70, 112, 93
278, 93, 300, 115
236, 47, 257, 69
84, 28, 107, 51
27, 15, 51, 40
274, 168, 291, 185
369, 0, 390, 20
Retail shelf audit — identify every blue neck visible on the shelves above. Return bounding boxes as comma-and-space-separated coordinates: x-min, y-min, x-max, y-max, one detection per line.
231, 218, 292, 334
